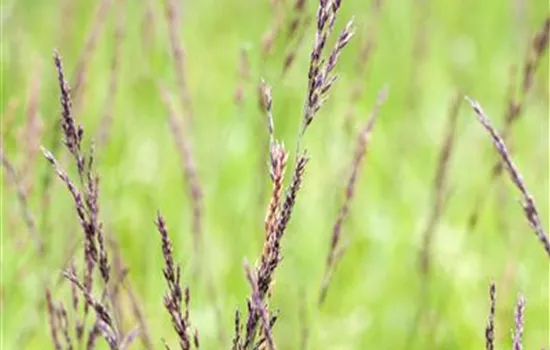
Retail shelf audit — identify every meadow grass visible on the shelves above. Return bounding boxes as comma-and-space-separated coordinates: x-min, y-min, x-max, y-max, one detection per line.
1, 0, 549, 349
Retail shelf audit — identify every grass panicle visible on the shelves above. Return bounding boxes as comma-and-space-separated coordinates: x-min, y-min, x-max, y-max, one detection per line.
53, 50, 85, 178
43, 51, 130, 350
301, 0, 354, 138
243, 80, 309, 346
42, 5, 114, 239
155, 212, 198, 350
4, 2, 544, 350
466, 97, 550, 257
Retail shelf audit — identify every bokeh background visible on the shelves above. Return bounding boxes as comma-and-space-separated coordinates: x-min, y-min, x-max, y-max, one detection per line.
1, 0, 548, 349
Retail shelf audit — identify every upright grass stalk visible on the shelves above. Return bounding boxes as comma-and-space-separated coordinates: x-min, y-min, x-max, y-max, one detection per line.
20, 64, 44, 196
282, 16, 311, 77
419, 93, 462, 275
43, 50, 143, 350
260, 0, 285, 60
239, 81, 309, 349
110, 240, 154, 350
281, 0, 311, 77
344, 0, 383, 129
234, 47, 250, 108
466, 97, 550, 257
45, 289, 63, 350
1, 149, 43, 253
37, 1, 113, 264
72, 0, 113, 101
160, 0, 203, 263
319, 87, 388, 305
239, 1, 355, 345
41, 1, 116, 242
162, 0, 194, 122
286, 0, 307, 41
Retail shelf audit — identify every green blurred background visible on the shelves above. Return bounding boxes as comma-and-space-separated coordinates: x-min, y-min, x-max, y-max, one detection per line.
1, 0, 548, 349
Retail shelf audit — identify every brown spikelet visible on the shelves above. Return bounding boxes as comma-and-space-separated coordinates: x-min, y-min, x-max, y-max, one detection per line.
264, 143, 288, 241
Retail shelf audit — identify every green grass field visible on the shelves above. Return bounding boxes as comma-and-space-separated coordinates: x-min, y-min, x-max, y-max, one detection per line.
1, 0, 549, 349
